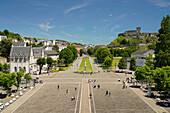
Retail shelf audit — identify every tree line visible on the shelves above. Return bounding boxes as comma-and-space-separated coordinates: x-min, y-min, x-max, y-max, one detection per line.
0, 69, 32, 96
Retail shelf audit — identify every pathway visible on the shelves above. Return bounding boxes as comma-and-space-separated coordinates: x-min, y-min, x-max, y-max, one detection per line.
80, 79, 90, 113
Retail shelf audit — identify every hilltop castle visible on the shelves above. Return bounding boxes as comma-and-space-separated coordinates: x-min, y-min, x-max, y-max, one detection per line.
118, 27, 158, 39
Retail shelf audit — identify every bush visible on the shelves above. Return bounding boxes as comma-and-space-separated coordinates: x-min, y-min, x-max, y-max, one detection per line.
59, 67, 64, 71
50, 69, 59, 72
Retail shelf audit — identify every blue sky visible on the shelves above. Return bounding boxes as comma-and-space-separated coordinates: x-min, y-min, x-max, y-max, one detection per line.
0, 0, 169, 45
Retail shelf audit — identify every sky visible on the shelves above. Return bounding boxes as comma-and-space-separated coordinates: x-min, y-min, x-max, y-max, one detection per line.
0, 0, 170, 45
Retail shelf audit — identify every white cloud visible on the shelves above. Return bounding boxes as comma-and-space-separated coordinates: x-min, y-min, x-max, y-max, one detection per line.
30, 27, 66, 39
77, 27, 84, 31
61, 31, 75, 38
109, 14, 112, 17
64, 3, 89, 15
149, 0, 170, 7
110, 25, 121, 32
38, 22, 55, 31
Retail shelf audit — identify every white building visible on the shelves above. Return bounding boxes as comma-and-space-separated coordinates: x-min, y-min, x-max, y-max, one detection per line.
131, 49, 155, 67
0, 35, 7, 41
58, 45, 67, 51
44, 50, 59, 60
10, 46, 34, 73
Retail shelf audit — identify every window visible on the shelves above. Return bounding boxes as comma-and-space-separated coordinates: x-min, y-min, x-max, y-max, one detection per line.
15, 58, 18, 62
14, 67, 17, 72
24, 58, 26, 62
11, 58, 13, 62
19, 67, 21, 71
19, 58, 22, 62
23, 67, 26, 72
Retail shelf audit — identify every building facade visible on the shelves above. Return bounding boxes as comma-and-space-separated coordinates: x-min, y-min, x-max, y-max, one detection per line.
131, 49, 155, 67
10, 46, 34, 73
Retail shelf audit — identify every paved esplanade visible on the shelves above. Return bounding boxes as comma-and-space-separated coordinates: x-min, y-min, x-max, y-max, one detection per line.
2, 58, 168, 113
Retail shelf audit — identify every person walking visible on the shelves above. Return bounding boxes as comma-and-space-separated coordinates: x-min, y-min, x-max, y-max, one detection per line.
109, 92, 111, 96
66, 89, 69, 93
75, 86, 77, 90
58, 85, 59, 89
98, 84, 100, 89
89, 93, 92, 99
106, 91, 108, 96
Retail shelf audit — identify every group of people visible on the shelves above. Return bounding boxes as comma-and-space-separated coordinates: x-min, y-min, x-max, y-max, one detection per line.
57, 85, 77, 101
105, 91, 111, 96
93, 84, 100, 89
88, 79, 97, 83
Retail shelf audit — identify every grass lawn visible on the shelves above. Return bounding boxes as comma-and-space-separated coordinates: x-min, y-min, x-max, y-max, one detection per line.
58, 59, 77, 71
76, 57, 94, 72
89, 57, 96, 59
101, 57, 121, 70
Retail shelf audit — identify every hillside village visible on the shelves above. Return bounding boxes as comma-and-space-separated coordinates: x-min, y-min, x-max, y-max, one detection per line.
0, 26, 159, 74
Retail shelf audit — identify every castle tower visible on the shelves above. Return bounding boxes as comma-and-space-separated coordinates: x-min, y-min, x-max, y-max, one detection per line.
136, 27, 141, 33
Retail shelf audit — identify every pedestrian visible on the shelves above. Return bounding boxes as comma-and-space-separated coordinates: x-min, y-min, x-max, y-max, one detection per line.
125, 83, 127, 88
106, 91, 108, 96
66, 89, 69, 93
98, 84, 100, 89
123, 84, 125, 89
109, 92, 111, 96
75, 86, 77, 90
89, 93, 92, 99
94, 79, 96, 83
94, 85, 96, 88
58, 85, 59, 89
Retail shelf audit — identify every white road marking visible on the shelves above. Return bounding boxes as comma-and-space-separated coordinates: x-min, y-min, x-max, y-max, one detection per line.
74, 83, 80, 113
88, 81, 92, 113
106, 73, 110, 79
90, 84, 96, 113
130, 88, 158, 113
79, 79, 83, 113
11, 84, 44, 113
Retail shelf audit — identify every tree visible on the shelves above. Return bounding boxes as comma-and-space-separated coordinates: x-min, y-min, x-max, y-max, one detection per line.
118, 57, 127, 70
135, 65, 150, 86
154, 15, 170, 68
104, 56, 112, 67
52, 45, 59, 52
87, 47, 94, 56
0, 31, 5, 36
95, 47, 112, 63
122, 52, 129, 57
79, 49, 84, 56
47, 57, 54, 72
120, 39, 127, 45
24, 73, 32, 88
152, 67, 169, 92
0, 63, 3, 71
67, 45, 78, 60
36, 57, 46, 74
129, 57, 136, 71
0, 73, 17, 96
0, 38, 13, 59
145, 54, 154, 70
3, 63, 10, 73
59, 48, 74, 64
109, 48, 114, 56
16, 71, 24, 90
3, 29, 9, 36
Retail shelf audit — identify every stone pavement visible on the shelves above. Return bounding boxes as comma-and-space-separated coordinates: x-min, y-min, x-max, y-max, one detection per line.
130, 86, 168, 113
1, 58, 169, 113
2, 84, 44, 113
